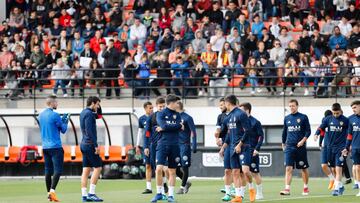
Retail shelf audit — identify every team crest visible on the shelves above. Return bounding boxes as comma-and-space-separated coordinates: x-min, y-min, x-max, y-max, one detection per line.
298, 161, 304, 166
251, 163, 256, 168
175, 157, 180, 163
173, 115, 177, 119
297, 119, 301, 123
239, 154, 244, 160
339, 156, 344, 162
183, 156, 188, 161
340, 121, 343, 126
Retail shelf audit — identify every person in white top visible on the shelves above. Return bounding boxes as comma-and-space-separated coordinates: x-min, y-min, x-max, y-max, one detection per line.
128, 17, 147, 50
210, 28, 226, 53
350, 56, 360, 96
337, 16, 352, 38
269, 17, 281, 39
333, 0, 350, 19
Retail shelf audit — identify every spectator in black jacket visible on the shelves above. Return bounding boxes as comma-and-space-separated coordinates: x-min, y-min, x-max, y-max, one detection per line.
121, 53, 141, 96
222, 1, 241, 34
149, 52, 172, 96
347, 24, 360, 56
157, 28, 173, 51
45, 45, 61, 78
170, 32, 185, 52
285, 40, 300, 62
259, 56, 277, 95
303, 14, 319, 36
102, 39, 120, 98
311, 29, 328, 60
315, 0, 333, 20
207, 2, 224, 26
80, 41, 97, 59
345, 4, 360, 26
298, 30, 312, 54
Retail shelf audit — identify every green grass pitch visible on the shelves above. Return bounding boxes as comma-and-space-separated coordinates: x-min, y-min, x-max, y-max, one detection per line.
0, 178, 359, 203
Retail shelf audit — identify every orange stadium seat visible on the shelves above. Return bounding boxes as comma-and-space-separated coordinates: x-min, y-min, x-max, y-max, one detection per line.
124, 0, 135, 10
0, 146, 5, 162
42, 79, 55, 89
5, 146, 20, 163
228, 75, 245, 87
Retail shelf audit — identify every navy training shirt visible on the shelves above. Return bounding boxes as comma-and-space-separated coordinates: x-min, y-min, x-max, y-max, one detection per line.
80, 107, 98, 147
156, 107, 182, 145
315, 115, 349, 152
347, 114, 360, 150
282, 112, 311, 146
216, 112, 228, 141
179, 112, 197, 150
248, 115, 264, 151
144, 112, 161, 148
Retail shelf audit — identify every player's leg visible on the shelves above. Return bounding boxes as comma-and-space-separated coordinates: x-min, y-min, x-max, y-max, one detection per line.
296, 146, 310, 196
142, 144, 154, 194
151, 144, 167, 202
280, 146, 294, 195
239, 172, 247, 198
43, 149, 54, 201
353, 165, 359, 189
178, 144, 192, 194
250, 153, 263, 200
332, 151, 345, 196
221, 146, 233, 199
241, 147, 256, 202
321, 146, 335, 189
343, 159, 352, 184
166, 144, 180, 202
229, 154, 242, 203
81, 167, 91, 201
352, 149, 360, 195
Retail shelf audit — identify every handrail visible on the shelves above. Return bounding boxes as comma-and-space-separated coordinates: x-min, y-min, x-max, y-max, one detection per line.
0, 116, 12, 146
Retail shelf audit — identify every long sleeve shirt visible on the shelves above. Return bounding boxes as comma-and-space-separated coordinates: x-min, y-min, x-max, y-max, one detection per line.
156, 108, 182, 146
216, 112, 228, 141
130, 24, 147, 40
171, 62, 190, 78
249, 116, 264, 151
315, 115, 349, 152
282, 112, 311, 146
80, 108, 98, 147
144, 112, 162, 148
346, 114, 360, 150
38, 108, 67, 149
179, 112, 197, 151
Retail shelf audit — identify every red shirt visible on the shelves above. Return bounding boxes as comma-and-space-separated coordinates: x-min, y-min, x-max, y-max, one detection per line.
159, 15, 172, 29
195, 0, 212, 11
114, 40, 122, 51
90, 37, 106, 54
59, 14, 72, 27
145, 41, 155, 53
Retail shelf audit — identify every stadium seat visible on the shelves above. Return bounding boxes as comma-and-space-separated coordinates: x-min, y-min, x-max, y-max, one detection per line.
228, 75, 245, 87
124, 0, 135, 10
63, 145, 72, 162
0, 146, 5, 163
5, 146, 20, 163
99, 145, 123, 162
42, 79, 55, 89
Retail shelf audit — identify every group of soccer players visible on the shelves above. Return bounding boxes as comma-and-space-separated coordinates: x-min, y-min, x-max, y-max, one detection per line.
136, 95, 197, 203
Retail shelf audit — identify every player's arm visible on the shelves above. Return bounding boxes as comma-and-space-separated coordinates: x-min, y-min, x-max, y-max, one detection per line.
136, 118, 144, 154
239, 113, 251, 146
84, 113, 98, 147
282, 118, 288, 150
156, 111, 182, 131
345, 120, 353, 151
298, 115, 311, 147
143, 116, 152, 149
315, 116, 328, 136
255, 121, 264, 152
188, 116, 197, 153
55, 113, 68, 134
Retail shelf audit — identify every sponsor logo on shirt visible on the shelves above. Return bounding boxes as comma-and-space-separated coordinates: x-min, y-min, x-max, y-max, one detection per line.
329, 125, 343, 132
288, 126, 301, 132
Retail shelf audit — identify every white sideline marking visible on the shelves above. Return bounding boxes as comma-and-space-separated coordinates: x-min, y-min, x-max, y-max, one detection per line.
257, 194, 354, 202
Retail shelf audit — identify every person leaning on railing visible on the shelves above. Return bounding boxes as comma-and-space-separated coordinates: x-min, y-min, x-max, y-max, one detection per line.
88, 59, 104, 97
149, 52, 172, 96
281, 57, 299, 96
330, 52, 353, 96
170, 56, 192, 97
350, 56, 360, 97
51, 58, 70, 97
259, 56, 277, 95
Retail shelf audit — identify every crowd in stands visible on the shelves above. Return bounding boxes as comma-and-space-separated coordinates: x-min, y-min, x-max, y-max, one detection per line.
0, 0, 359, 100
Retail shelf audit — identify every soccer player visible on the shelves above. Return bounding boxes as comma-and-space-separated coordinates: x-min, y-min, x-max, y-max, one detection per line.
136, 101, 154, 194
280, 99, 311, 196
314, 110, 336, 190
315, 103, 348, 196
343, 100, 360, 196
176, 101, 197, 194
144, 97, 168, 198
38, 95, 69, 202
215, 98, 234, 201
219, 95, 254, 203
80, 96, 104, 202
151, 94, 183, 203
239, 102, 264, 200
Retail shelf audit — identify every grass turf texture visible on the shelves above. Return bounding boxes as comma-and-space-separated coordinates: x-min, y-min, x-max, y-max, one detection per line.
0, 178, 358, 203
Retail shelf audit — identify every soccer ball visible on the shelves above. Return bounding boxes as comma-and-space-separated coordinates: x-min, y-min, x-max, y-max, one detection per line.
139, 165, 146, 173
110, 163, 119, 170
129, 166, 139, 175
122, 165, 130, 174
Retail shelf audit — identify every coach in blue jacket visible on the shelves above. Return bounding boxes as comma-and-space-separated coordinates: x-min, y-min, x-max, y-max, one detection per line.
38, 95, 69, 202
80, 96, 104, 202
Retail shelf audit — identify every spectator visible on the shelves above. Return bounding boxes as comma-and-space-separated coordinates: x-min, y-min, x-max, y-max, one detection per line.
288, 0, 309, 27
208, 2, 224, 26
333, 0, 350, 19
30, 44, 46, 88
45, 45, 61, 77
186, 45, 207, 96
350, 56, 360, 96
158, 7, 172, 30
245, 56, 261, 95
253, 41, 270, 60
136, 53, 151, 97
208, 60, 228, 100
281, 57, 299, 95
315, 0, 333, 20
192, 30, 207, 55
105, 2, 123, 36
49, 18, 63, 40
122, 11, 135, 28
226, 28, 242, 52
331, 52, 353, 96
59, 9, 72, 28
201, 43, 218, 70
347, 24, 360, 56
81, 41, 97, 59
149, 52, 172, 96
145, 37, 156, 54
0, 45, 14, 71
303, 14, 319, 36
243, 32, 258, 65
68, 60, 86, 97
222, 1, 241, 34
278, 27, 293, 49
88, 58, 104, 97
338, 16, 353, 38
251, 15, 265, 39
184, 0, 197, 20
32, 0, 48, 21
8, 7, 25, 33
82, 22, 95, 41
76, 7, 90, 29
171, 56, 192, 96
143, 10, 154, 28
259, 56, 277, 95
298, 54, 314, 96
157, 27, 173, 51
51, 58, 70, 97
201, 15, 217, 39
14, 44, 27, 65
269, 16, 281, 39
120, 53, 140, 96
72, 31, 86, 58
329, 26, 348, 56
261, 28, 275, 51
171, 32, 185, 52
248, 0, 264, 21
286, 40, 300, 62
90, 30, 106, 55
28, 11, 39, 31
60, 49, 72, 67
66, 19, 79, 38
128, 17, 147, 50
147, 0, 164, 13
345, 4, 360, 26
4, 60, 20, 99
92, 7, 107, 31
195, 0, 212, 19
118, 24, 130, 47
270, 39, 286, 68
102, 39, 121, 98
40, 34, 53, 55
311, 29, 328, 60
18, 58, 35, 97
181, 17, 198, 45
320, 15, 336, 38
312, 55, 333, 97
210, 28, 226, 52
217, 42, 234, 75
55, 30, 71, 53
298, 30, 312, 54
134, 45, 147, 65
172, 4, 186, 30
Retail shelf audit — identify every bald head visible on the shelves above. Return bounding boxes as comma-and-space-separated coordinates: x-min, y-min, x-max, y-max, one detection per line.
46, 95, 58, 109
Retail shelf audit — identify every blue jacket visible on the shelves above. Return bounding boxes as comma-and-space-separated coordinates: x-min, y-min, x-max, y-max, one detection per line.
137, 62, 150, 78
72, 38, 85, 55
171, 62, 190, 78
315, 115, 348, 152
249, 116, 264, 151
282, 112, 311, 146
346, 114, 360, 150
156, 108, 182, 145
216, 112, 228, 140
38, 108, 68, 149
80, 108, 98, 147
179, 112, 197, 152
144, 112, 162, 148
328, 34, 347, 50
251, 22, 264, 39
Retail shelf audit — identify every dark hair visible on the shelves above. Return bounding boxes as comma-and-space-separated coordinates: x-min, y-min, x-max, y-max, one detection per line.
47, 95, 57, 100
219, 98, 225, 102
86, 96, 101, 107
166, 94, 181, 105
239, 102, 252, 113
156, 96, 166, 105
332, 103, 342, 111
324, 110, 332, 117
178, 101, 184, 110
143, 101, 152, 108
351, 100, 360, 107
289, 99, 299, 106
224, 95, 238, 106
108, 39, 114, 43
